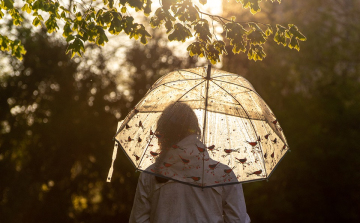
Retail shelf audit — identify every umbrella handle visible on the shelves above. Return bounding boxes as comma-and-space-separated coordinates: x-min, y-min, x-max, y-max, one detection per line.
107, 121, 123, 182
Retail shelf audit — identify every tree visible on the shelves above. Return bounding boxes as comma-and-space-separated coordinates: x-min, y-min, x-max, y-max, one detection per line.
222, 0, 360, 222
0, 27, 137, 222
0, 26, 197, 222
0, 0, 305, 63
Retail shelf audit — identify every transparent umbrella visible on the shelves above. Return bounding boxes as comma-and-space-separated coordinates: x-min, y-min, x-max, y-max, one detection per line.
107, 66, 289, 188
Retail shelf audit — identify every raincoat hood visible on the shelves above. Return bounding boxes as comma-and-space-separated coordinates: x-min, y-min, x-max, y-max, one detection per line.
146, 134, 237, 187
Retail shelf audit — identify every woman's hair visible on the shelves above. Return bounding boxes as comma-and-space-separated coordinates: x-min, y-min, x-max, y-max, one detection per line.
156, 102, 201, 151
154, 102, 201, 183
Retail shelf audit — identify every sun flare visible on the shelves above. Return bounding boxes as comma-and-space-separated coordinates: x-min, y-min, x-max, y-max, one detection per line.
200, 0, 223, 14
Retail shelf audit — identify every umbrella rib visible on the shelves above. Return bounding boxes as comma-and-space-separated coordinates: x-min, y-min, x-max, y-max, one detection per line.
113, 72, 183, 136
161, 80, 204, 93
210, 73, 238, 79
246, 91, 270, 176
211, 79, 256, 94
267, 149, 290, 178
213, 79, 287, 146
114, 138, 138, 169
177, 69, 205, 78
211, 81, 254, 121
175, 69, 203, 92
173, 80, 206, 102
146, 78, 204, 95
211, 81, 268, 177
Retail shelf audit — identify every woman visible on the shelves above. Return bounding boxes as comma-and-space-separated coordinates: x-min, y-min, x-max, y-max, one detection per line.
129, 102, 251, 223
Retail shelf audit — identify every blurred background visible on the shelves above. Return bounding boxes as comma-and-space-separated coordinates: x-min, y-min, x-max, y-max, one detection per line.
1, 0, 359, 222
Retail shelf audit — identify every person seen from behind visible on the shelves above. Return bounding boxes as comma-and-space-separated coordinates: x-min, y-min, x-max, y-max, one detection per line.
129, 102, 251, 223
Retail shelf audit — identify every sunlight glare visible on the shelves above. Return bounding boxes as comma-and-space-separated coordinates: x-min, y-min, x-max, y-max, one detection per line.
201, 0, 223, 15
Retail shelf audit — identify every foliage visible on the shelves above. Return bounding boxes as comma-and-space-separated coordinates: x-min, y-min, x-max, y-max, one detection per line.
0, 0, 305, 62
0, 27, 195, 222
0, 28, 135, 222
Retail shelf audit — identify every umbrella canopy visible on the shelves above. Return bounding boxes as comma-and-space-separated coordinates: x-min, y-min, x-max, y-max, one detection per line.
108, 66, 289, 188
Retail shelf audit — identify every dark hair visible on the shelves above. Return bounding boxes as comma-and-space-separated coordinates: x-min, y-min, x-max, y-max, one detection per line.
154, 102, 201, 183
156, 102, 201, 150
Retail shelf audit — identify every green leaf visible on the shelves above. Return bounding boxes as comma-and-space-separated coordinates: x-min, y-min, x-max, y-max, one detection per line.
165, 20, 173, 34
63, 22, 73, 37
45, 15, 59, 33
187, 41, 206, 57
213, 40, 227, 55
247, 23, 267, 45
127, 0, 145, 11
265, 24, 273, 36
102, 11, 112, 25
288, 36, 300, 51
193, 19, 211, 43
206, 46, 220, 64
224, 22, 247, 40
66, 37, 85, 58
274, 24, 287, 46
32, 17, 41, 27
76, 12, 82, 21
144, 0, 152, 16
168, 23, 192, 42
230, 37, 247, 54
21, 3, 32, 14
32, 0, 41, 11
11, 41, 27, 60
288, 24, 306, 41
242, 0, 261, 14
60, 6, 69, 13
9, 9, 23, 26
3, 0, 14, 10
66, 35, 75, 42
109, 16, 123, 35
174, 2, 199, 23
108, 0, 114, 8
0, 35, 10, 51
162, 0, 174, 10
247, 45, 266, 61
136, 25, 151, 44
96, 28, 108, 46
0, 34, 26, 60
247, 31, 266, 45
199, 0, 207, 5
96, 9, 103, 19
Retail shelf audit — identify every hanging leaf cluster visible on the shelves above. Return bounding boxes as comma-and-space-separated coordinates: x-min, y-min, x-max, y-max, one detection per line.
0, 0, 305, 62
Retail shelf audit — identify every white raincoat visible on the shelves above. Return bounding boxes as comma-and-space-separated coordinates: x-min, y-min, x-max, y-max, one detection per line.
129, 135, 251, 223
